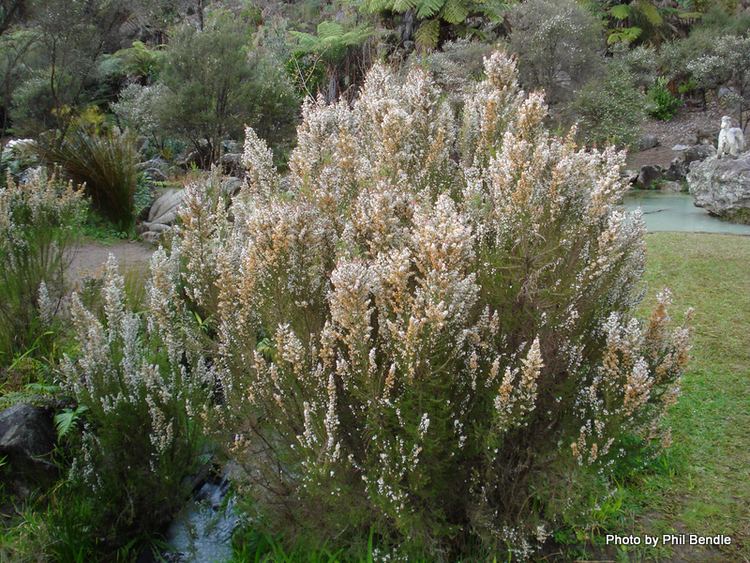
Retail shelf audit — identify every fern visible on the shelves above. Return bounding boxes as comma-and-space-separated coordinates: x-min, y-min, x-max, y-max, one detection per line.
417, 0, 445, 19
610, 4, 631, 20
442, 0, 470, 24
54, 405, 89, 439
415, 18, 441, 49
393, 0, 419, 11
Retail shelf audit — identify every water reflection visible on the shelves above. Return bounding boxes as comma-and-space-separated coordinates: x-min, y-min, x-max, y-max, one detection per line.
622, 191, 750, 235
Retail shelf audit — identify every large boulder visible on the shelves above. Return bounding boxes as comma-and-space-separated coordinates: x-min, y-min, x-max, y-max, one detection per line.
636, 164, 662, 189
637, 134, 659, 151
0, 404, 56, 495
665, 144, 717, 182
139, 188, 186, 243
687, 152, 750, 223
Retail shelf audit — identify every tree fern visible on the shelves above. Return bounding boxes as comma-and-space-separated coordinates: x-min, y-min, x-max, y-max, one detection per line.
415, 18, 441, 49
416, 0, 446, 19
442, 0, 470, 24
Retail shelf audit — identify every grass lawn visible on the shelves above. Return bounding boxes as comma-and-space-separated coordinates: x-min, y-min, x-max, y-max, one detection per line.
600, 233, 750, 562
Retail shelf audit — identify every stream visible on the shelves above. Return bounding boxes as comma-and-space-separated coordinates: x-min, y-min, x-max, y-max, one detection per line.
622, 191, 750, 235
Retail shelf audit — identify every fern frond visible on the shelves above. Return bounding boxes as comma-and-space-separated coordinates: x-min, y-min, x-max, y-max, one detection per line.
610, 4, 631, 20
635, 0, 663, 26
415, 18, 440, 49
416, 0, 445, 19
441, 0, 470, 24
393, 0, 418, 12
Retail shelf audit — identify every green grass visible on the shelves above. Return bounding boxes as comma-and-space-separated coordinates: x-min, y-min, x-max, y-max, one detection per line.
594, 233, 750, 561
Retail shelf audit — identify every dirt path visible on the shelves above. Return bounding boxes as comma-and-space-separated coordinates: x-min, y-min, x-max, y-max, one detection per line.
68, 239, 154, 285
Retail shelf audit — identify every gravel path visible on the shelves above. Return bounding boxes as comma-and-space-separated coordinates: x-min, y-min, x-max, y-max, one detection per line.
67, 240, 154, 285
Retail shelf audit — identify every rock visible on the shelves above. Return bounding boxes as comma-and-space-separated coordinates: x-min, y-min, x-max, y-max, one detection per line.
672, 144, 689, 151
220, 153, 244, 176
148, 189, 186, 224
687, 152, 750, 223
684, 144, 717, 164
622, 169, 639, 185
637, 134, 659, 151
665, 144, 717, 182
137, 157, 169, 174
696, 127, 718, 145
222, 139, 241, 154
143, 167, 168, 183
636, 165, 662, 189
660, 180, 683, 193
221, 177, 243, 197
141, 231, 162, 245
0, 404, 56, 495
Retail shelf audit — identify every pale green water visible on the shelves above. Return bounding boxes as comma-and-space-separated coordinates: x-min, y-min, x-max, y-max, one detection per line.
622, 191, 750, 235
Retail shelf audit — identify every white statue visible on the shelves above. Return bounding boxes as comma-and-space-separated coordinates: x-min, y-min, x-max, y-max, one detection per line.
717, 115, 745, 158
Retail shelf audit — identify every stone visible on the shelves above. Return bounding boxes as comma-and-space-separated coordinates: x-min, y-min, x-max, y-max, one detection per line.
637, 134, 659, 151
148, 189, 186, 224
671, 144, 689, 151
683, 144, 717, 164
220, 153, 244, 176
0, 404, 56, 495
665, 144, 717, 182
143, 167, 168, 183
222, 139, 241, 154
221, 177, 243, 197
688, 152, 750, 223
636, 165, 662, 189
660, 180, 683, 193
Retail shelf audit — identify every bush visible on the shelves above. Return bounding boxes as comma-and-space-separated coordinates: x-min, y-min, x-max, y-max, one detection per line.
0, 171, 85, 369
68, 51, 690, 559
647, 77, 682, 120
569, 63, 647, 148
39, 128, 138, 231
59, 255, 213, 550
509, 0, 603, 104
155, 9, 299, 166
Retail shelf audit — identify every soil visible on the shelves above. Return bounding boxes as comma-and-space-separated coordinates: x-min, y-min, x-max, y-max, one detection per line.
67, 239, 154, 285
626, 103, 726, 171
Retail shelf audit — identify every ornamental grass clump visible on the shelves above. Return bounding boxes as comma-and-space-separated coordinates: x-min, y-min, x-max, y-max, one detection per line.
67, 51, 690, 558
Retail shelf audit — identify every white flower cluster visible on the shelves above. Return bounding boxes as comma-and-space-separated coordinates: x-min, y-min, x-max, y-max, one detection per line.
66, 50, 691, 557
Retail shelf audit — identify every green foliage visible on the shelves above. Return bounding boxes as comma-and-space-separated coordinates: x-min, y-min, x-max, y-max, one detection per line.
58, 256, 213, 553
569, 63, 647, 148
54, 404, 88, 439
290, 20, 374, 99
39, 128, 138, 231
156, 9, 299, 165
509, 0, 603, 104
101, 40, 164, 83
688, 34, 750, 129
647, 76, 682, 120
0, 171, 85, 373
363, 0, 508, 49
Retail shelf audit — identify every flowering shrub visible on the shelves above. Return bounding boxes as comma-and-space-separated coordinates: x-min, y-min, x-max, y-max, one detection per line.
69, 51, 690, 558
0, 171, 85, 367
59, 254, 213, 544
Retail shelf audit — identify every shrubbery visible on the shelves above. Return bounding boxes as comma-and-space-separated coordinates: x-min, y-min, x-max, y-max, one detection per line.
647, 77, 682, 121
569, 63, 647, 148
0, 171, 85, 370
509, 0, 603, 104
59, 255, 213, 549
66, 51, 690, 559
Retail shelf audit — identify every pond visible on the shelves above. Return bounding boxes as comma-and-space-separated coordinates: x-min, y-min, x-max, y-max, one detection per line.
622, 191, 750, 235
